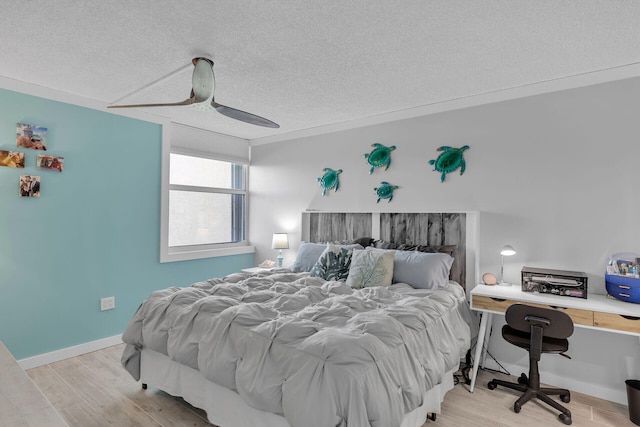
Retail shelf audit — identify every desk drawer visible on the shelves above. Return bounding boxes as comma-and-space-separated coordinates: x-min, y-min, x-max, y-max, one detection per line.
472, 295, 515, 312
472, 296, 594, 326
594, 312, 640, 334
535, 305, 594, 327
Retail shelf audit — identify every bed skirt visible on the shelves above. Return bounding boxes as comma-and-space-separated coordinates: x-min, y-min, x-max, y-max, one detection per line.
141, 349, 458, 427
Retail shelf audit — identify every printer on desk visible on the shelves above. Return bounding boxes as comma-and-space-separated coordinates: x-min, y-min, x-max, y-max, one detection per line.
521, 266, 588, 298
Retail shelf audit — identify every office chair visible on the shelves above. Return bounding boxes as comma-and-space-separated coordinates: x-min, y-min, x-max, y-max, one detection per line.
487, 304, 574, 425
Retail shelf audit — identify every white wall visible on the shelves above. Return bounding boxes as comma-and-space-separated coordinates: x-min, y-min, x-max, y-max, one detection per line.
249, 76, 640, 404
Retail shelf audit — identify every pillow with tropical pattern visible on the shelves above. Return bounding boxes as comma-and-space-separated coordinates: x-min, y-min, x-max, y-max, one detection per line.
310, 244, 361, 281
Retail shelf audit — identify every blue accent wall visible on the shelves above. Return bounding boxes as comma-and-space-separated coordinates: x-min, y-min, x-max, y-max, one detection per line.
0, 89, 252, 359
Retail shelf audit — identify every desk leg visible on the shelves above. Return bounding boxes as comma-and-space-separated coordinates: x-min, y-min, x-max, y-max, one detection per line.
469, 311, 492, 393
480, 315, 492, 369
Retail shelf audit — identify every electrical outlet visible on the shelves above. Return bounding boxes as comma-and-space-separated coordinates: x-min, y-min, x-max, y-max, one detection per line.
100, 296, 115, 311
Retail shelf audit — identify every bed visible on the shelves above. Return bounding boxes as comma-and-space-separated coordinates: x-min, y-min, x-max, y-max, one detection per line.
121, 212, 477, 427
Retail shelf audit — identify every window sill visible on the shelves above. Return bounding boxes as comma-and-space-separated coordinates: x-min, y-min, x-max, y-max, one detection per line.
160, 245, 255, 263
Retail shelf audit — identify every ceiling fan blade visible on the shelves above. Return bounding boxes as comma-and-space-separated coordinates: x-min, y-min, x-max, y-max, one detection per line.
108, 97, 195, 109
109, 58, 212, 109
213, 102, 280, 128
109, 57, 279, 128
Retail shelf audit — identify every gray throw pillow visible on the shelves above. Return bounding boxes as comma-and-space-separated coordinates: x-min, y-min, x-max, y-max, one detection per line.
392, 251, 454, 289
290, 242, 327, 272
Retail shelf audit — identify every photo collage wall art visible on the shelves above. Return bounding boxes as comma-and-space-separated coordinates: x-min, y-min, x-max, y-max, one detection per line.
2, 122, 65, 198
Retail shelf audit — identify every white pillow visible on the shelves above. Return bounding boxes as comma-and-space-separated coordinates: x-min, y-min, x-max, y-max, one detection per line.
346, 248, 395, 288
392, 250, 454, 289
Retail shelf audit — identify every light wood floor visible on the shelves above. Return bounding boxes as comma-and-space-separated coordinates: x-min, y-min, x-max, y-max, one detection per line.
25, 344, 633, 427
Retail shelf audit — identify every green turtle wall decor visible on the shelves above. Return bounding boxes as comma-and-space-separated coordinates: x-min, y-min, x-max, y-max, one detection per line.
428, 145, 470, 182
374, 181, 398, 203
317, 168, 342, 196
364, 143, 396, 174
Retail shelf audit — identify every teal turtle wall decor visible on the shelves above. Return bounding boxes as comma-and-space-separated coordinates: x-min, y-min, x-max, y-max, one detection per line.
317, 168, 342, 196
428, 145, 470, 182
374, 181, 398, 203
364, 143, 396, 174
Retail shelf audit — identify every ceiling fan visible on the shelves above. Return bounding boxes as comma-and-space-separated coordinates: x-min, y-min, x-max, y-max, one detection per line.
108, 57, 279, 128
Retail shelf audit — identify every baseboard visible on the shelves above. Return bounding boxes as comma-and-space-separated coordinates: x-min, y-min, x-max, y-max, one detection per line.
18, 334, 123, 370
482, 359, 628, 406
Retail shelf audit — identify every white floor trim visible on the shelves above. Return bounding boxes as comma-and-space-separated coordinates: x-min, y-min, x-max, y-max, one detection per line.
18, 335, 123, 370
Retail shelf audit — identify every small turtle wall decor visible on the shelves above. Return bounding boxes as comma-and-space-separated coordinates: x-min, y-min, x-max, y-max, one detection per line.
364, 143, 396, 174
428, 145, 470, 182
316, 168, 342, 196
374, 181, 399, 203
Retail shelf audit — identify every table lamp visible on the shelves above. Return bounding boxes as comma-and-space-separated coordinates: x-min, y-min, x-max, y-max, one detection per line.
499, 244, 517, 285
272, 233, 289, 268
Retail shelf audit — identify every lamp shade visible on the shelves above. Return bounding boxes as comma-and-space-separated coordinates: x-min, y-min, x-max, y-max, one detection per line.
500, 245, 516, 257
271, 233, 289, 250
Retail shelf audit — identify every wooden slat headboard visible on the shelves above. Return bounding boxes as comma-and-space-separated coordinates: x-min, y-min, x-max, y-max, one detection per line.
302, 212, 468, 289
307, 213, 373, 243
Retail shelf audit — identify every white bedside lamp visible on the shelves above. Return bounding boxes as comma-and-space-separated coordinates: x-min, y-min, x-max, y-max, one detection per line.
272, 233, 289, 268
499, 245, 517, 286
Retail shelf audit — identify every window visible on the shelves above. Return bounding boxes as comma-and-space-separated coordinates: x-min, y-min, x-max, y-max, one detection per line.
169, 153, 246, 246
160, 125, 254, 262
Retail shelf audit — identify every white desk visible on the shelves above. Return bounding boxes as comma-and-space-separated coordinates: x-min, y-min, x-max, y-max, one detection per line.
469, 284, 640, 392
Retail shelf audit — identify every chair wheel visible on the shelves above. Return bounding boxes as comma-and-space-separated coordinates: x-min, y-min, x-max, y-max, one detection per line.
560, 393, 571, 403
488, 381, 496, 390
517, 373, 528, 385
514, 402, 521, 413
559, 413, 572, 425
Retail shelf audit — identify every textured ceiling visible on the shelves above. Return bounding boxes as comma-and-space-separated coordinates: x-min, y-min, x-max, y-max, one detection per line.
2, 1, 640, 142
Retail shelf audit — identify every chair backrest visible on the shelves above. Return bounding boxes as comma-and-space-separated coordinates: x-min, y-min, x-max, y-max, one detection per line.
505, 304, 574, 339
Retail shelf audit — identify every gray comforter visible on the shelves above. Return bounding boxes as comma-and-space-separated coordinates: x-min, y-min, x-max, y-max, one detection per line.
121, 270, 472, 427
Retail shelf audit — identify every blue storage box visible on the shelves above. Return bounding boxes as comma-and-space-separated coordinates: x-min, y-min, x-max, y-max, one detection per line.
606, 273, 640, 304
